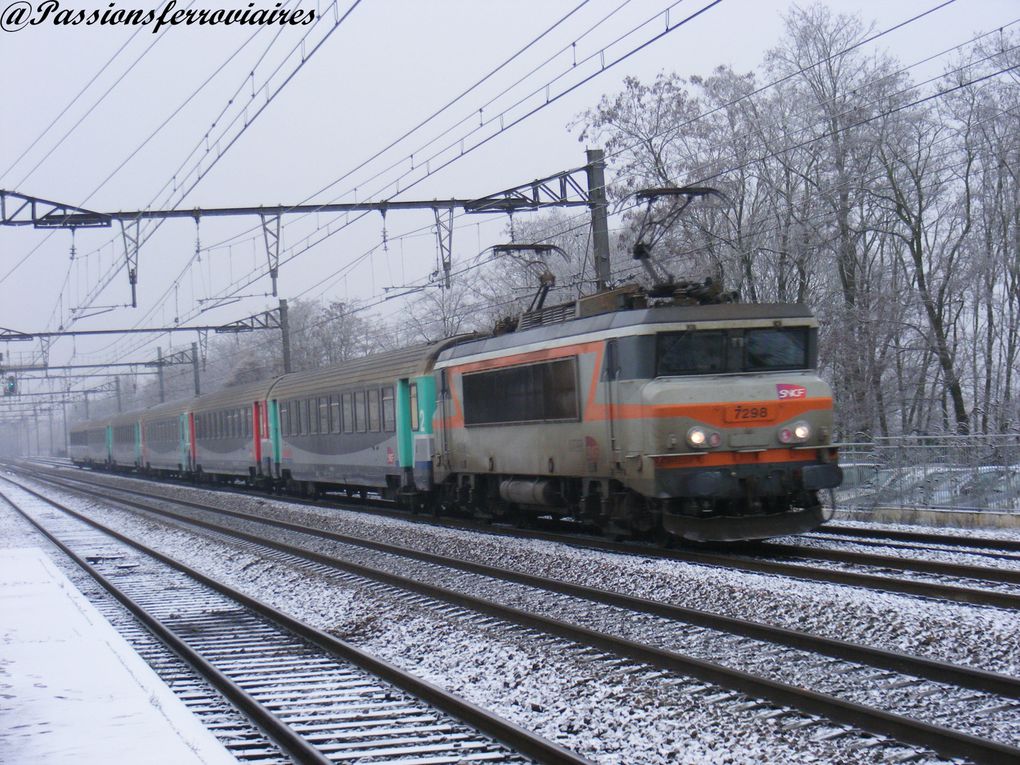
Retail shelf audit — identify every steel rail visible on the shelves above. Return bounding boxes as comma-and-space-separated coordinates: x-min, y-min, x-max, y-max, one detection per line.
0, 476, 590, 765
799, 531, 1020, 565
28, 466, 1020, 701
821, 524, 1020, 554
11, 471, 1020, 765
753, 541, 1020, 586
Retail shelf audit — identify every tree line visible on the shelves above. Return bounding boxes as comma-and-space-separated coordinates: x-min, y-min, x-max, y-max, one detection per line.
83, 4, 1019, 440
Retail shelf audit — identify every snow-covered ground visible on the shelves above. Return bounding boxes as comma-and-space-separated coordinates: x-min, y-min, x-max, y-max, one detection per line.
7, 469, 1015, 764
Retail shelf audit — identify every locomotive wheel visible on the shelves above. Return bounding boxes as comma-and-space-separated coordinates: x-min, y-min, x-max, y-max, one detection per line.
622, 492, 659, 535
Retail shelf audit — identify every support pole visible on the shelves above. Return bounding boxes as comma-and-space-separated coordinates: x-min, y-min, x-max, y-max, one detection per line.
157, 346, 165, 403
62, 399, 68, 457
279, 299, 292, 374
48, 409, 54, 456
586, 148, 612, 292
120, 219, 141, 307
33, 406, 39, 455
261, 214, 281, 297
191, 341, 201, 395
115, 377, 122, 413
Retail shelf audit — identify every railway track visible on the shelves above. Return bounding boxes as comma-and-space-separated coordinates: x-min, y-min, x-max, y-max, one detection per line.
9, 465, 1020, 764
27, 459, 1020, 611
0, 476, 586, 765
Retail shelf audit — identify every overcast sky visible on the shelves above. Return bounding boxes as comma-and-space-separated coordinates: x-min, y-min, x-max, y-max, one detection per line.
0, 0, 1016, 388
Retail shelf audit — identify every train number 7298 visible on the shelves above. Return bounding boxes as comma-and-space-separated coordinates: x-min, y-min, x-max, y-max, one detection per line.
724, 405, 772, 422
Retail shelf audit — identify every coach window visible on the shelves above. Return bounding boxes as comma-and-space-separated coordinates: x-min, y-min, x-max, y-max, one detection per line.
409, 383, 419, 431
318, 397, 329, 434
368, 389, 381, 432
308, 398, 319, 435
342, 393, 354, 433
382, 387, 395, 432
354, 391, 366, 432
330, 395, 341, 433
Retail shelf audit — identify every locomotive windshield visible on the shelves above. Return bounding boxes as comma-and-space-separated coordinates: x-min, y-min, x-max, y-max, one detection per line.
656, 327, 810, 376
656, 331, 726, 375
744, 328, 809, 371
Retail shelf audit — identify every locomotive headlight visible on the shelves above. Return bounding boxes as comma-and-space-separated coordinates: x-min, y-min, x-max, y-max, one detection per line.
686, 426, 720, 449
686, 426, 708, 448
779, 421, 812, 444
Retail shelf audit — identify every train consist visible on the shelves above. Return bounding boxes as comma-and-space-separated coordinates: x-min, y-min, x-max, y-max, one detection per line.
69, 285, 842, 542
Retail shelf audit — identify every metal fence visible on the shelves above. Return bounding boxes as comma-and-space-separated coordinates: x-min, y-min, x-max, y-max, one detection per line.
834, 434, 1020, 514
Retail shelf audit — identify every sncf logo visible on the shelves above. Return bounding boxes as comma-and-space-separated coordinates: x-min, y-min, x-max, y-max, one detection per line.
776, 384, 807, 400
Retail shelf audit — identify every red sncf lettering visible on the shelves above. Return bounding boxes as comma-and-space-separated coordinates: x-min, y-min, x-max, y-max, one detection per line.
776, 384, 807, 399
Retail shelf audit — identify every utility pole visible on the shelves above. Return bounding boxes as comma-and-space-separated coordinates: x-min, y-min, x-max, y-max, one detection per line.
279, 299, 292, 374
157, 346, 165, 403
191, 341, 201, 395
32, 406, 39, 455
586, 148, 612, 292
62, 399, 68, 456
48, 409, 54, 456
115, 377, 122, 413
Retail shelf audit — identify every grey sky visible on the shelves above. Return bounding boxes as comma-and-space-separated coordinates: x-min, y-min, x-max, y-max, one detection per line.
0, 0, 1015, 379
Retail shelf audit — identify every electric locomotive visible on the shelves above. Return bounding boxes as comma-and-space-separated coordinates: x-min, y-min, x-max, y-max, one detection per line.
429, 284, 841, 541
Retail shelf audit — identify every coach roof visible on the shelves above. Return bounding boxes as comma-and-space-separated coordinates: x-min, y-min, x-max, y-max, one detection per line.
268, 336, 472, 399
190, 377, 282, 413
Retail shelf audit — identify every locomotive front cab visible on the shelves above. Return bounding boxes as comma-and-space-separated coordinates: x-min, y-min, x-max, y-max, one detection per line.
615, 314, 842, 541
